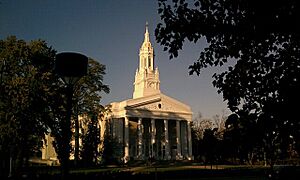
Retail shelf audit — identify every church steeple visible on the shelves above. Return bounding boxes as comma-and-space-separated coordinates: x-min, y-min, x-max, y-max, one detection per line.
133, 23, 160, 99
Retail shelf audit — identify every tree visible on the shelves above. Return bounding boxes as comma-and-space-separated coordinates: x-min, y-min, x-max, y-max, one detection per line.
72, 58, 109, 166
192, 111, 226, 163
191, 112, 208, 161
0, 36, 110, 177
101, 127, 123, 165
202, 128, 218, 168
211, 111, 227, 140
81, 114, 101, 167
0, 36, 57, 176
156, 0, 300, 166
223, 113, 255, 164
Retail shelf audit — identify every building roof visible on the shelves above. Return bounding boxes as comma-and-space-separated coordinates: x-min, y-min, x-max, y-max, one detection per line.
109, 92, 192, 121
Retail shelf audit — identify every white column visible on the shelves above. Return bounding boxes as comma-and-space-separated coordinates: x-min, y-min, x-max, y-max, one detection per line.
164, 119, 170, 160
176, 120, 182, 159
181, 121, 188, 158
138, 118, 143, 159
151, 119, 156, 158
187, 121, 193, 160
124, 116, 129, 163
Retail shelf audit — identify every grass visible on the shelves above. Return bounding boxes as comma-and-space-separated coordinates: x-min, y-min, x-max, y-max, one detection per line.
6, 163, 276, 179
68, 164, 270, 179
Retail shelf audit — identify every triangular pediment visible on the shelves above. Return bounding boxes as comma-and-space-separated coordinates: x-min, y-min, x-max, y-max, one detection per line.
125, 93, 192, 114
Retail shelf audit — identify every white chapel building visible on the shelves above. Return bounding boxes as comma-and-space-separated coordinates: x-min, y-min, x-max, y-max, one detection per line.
105, 23, 193, 162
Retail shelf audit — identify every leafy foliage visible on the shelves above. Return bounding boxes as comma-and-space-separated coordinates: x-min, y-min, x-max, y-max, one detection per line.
0, 36, 110, 176
101, 122, 123, 165
71, 58, 109, 165
156, 0, 300, 165
0, 36, 58, 174
74, 58, 109, 117
81, 114, 101, 167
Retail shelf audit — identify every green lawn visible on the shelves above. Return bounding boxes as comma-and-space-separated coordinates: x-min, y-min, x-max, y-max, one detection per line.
9, 164, 279, 179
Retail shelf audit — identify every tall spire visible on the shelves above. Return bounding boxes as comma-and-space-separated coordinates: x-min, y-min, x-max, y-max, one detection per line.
133, 22, 160, 99
139, 21, 154, 71
144, 21, 150, 42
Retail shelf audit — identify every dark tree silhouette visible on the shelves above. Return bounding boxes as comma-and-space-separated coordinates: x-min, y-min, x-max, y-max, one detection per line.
0, 36, 57, 177
202, 128, 218, 168
224, 113, 258, 164
81, 114, 101, 167
156, 0, 300, 166
0, 36, 110, 177
73, 58, 109, 166
101, 130, 123, 165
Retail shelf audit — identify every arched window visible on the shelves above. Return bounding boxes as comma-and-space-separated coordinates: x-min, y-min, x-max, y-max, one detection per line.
148, 56, 151, 67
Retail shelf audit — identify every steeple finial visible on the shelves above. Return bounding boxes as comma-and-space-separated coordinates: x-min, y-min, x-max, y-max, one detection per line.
144, 21, 149, 42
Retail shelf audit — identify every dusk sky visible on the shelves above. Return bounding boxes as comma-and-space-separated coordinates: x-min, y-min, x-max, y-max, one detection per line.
0, 0, 229, 119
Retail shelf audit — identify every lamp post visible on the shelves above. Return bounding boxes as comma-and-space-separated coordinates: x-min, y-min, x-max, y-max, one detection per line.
55, 52, 88, 178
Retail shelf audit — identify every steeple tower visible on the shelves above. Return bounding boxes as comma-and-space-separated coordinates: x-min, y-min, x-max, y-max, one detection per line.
139, 22, 154, 72
133, 23, 160, 99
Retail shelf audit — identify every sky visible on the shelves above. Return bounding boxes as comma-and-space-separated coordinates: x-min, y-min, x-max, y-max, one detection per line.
0, 0, 229, 119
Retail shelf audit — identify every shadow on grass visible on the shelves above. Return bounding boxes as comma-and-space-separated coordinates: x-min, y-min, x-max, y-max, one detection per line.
4, 164, 300, 180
